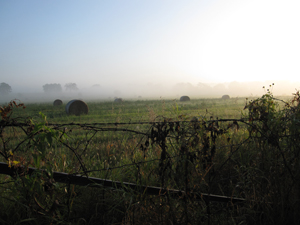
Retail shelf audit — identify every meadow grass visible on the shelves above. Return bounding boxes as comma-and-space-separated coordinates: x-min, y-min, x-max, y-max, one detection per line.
1, 94, 299, 224
10, 97, 248, 123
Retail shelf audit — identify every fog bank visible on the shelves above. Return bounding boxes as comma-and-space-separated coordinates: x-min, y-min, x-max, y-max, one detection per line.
1, 80, 299, 104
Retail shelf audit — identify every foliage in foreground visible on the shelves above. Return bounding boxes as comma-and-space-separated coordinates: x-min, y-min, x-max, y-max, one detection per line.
1, 89, 300, 224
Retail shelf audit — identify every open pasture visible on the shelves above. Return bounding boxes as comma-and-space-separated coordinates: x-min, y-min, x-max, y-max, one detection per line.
11, 97, 249, 123
1, 94, 300, 224
3, 97, 251, 179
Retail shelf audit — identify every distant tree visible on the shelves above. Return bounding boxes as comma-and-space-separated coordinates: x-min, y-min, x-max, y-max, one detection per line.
228, 81, 248, 96
0, 82, 12, 95
92, 84, 101, 88
43, 83, 62, 93
213, 83, 228, 96
197, 82, 213, 96
65, 83, 79, 92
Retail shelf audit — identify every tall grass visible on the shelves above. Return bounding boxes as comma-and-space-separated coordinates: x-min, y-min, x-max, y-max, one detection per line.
1, 92, 300, 224
10, 98, 248, 123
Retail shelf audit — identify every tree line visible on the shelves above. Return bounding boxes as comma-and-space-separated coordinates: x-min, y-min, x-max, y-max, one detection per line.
42, 83, 79, 93
0, 83, 12, 95
0, 83, 79, 95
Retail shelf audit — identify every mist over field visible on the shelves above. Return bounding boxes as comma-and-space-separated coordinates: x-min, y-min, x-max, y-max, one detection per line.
2, 1, 300, 223
2, 0, 300, 105
1, 80, 299, 104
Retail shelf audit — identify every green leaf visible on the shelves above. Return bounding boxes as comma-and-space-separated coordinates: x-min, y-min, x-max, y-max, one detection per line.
33, 154, 41, 168
46, 132, 53, 146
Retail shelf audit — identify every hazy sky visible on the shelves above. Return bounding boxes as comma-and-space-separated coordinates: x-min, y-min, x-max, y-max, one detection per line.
1, 0, 300, 92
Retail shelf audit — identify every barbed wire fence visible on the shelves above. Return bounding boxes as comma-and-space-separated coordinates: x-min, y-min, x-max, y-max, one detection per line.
2, 93, 300, 224
1, 117, 253, 224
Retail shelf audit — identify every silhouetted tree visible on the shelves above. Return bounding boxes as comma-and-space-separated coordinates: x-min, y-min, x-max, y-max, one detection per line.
228, 81, 246, 96
65, 83, 78, 91
0, 82, 12, 95
213, 83, 228, 96
197, 82, 213, 96
91, 84, 101, 88
42, 83, 62, 93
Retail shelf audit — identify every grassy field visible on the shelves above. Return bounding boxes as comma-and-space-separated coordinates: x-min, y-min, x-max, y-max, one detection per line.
1, 94, 300, 224
10, 97, 249, 122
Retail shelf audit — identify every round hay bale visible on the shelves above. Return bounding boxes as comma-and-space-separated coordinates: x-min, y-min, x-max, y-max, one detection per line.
180, 96, 190, 101
222, 95, 230, 100
114, 98, 123, 103
53, 99, 63, 106
65, 100, 88, 116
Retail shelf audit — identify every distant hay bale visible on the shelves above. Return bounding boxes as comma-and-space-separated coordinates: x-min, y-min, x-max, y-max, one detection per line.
65, 100, 88, 116
53, 99, 63, 106
222, 95, 230, 100
114, 98, 123, 103
180, 96, 190, 101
